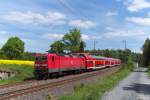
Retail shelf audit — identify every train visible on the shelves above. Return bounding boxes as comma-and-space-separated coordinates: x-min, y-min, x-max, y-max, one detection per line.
34, 53, 121, 79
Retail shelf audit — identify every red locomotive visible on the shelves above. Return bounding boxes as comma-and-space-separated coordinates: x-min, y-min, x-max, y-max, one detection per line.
34, 53, 121, 79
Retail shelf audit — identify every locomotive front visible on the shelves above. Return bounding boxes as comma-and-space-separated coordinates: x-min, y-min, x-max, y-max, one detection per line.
34, 54, 48, 79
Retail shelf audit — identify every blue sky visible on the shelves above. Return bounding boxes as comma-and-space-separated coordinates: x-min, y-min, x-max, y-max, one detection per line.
0, 0, 150, 53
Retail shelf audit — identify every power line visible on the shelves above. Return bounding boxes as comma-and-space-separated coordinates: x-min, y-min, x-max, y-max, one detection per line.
57, 0, 92, 21
57, 0, 102, 34
57, 0, 105, 47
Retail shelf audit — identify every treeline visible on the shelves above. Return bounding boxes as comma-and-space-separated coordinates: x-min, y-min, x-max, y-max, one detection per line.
142, 38, 150, 67
49, 28, 140, 64
0, 28, 144, 65
0, 37, 35, 60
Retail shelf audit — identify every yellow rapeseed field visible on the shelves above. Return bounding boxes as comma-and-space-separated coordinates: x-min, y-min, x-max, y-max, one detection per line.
0, 60, 34, 65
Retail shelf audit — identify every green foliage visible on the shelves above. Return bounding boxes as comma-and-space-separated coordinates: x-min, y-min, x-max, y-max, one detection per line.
123, 55, 134, 71
63, 28, 86, 53
142, 38, 150, 67
132, 52, 142, 66
79, 41, 86, 52
1, 37, 25, 59
49, 28, 86, 53
59, 64, 133, 100
104, 49, 110, 57
0, 64, 34, 85
0, 49, 6, 59
47, 94, 57, 100
48, 41, 65, 54
147, 68, 150, 76
22, 52, 35, 61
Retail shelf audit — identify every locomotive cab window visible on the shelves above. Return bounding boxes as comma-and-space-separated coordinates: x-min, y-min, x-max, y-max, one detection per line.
35, 56, 47, 62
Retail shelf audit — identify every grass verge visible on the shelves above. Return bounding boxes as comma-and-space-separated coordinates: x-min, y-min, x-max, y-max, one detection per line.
148, 69, 150, 76
58, 64, 133, 100
0, 64, 34, 85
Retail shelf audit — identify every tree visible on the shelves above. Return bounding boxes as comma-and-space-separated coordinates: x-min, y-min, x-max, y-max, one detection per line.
63, 28, 85, 53
0, 49, 6, 59
23, 52, 35, 61
104, 49, 110, 57
2, 37, 25, 59
142, 38, 150, 67
48, 28, 86, 54
48, 41, 64, 53
79, 41, 86, 52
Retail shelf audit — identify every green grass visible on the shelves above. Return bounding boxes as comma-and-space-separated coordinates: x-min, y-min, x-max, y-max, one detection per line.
58, 64, 133, 100
148, 68, 150, 76
0, 64, 34, 85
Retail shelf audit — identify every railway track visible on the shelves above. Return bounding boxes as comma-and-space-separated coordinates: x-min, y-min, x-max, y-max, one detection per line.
0, 80, 36, 89
0, 66, 120, 100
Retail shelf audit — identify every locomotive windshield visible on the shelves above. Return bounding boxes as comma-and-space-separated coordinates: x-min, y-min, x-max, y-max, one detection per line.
35, 56, 47, 62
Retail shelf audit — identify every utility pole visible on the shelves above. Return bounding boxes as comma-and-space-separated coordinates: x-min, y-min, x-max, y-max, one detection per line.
94, 40, 96, 50
122, 40, 127, 63
93, 40, 98, 50
122, 40, 127, 50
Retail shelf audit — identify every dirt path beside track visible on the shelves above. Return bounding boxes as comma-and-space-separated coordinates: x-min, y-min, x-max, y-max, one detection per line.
101, 67, 150, 100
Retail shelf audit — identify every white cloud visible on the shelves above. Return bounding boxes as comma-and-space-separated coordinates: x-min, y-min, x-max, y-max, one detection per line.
126, 17, 150, 25
81, 34, 90, 40
104, 27, 146, 38
2, 11, 97, 28
42, 33, 100, 41
0, 31, 8, 35
2, 11, 66, 25
106, 12, 118, 16
69, 19, 96, 29
81, 34, 101, 41
42, 33, 64, 40
105, 27, 115, 31
126, 0, 150, 12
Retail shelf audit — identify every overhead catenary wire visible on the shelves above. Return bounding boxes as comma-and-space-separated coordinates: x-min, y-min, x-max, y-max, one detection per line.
57, 0, 101, 34
57, 0, 105, 51
57, 0, 93, 21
